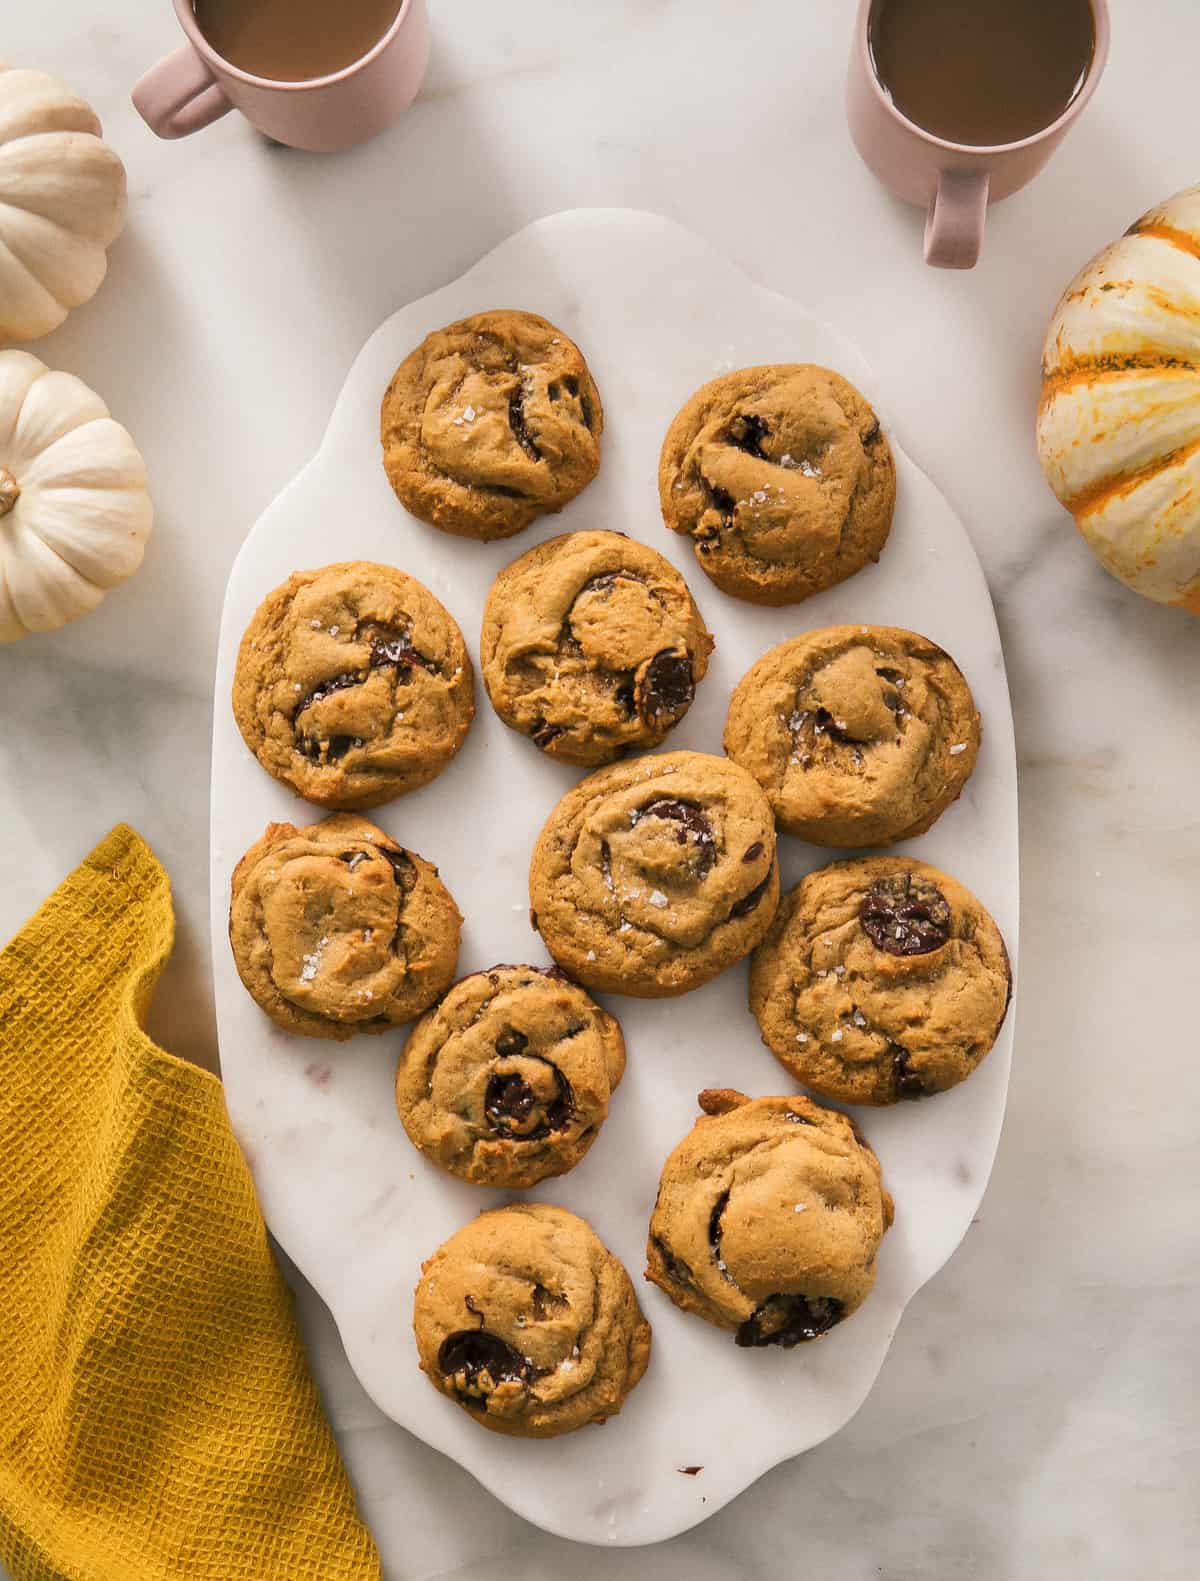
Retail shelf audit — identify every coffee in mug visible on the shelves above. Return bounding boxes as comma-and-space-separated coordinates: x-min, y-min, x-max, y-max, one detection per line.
847, 0, 1108, 268
868, 0, 1096, 147
192, 0, 403, 83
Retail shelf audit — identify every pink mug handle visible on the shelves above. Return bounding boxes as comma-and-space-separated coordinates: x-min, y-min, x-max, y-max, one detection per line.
924, 169, 990, 270
132, 44, 233, 139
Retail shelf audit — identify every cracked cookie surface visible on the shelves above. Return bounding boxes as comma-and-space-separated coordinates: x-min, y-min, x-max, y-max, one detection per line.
413, 1203, 651, 1437
724, 625, 980, 847
229, 813, 462, 1040
232, 561, 474, 809
481, 530, 714, 765
381, 309, 604, 541
396, 964, 625, 1188
659, 364, 895, 605
646, 1089, 893, 1346
528, 750, 779, 998
750, 857, 1011, 1105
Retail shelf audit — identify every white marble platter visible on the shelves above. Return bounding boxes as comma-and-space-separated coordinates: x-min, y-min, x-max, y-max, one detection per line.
209, 210, 1018, 1546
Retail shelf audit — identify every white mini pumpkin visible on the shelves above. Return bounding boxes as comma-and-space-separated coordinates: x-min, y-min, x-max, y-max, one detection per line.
0, 63, 128, 343
0, 350, 151, 641
1037, 184, 1200, 613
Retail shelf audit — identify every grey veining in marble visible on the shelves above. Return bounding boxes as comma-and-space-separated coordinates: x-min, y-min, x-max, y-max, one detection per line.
1, 1, 1197, 1576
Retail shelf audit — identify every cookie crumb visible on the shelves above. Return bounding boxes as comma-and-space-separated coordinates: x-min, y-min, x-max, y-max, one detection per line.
679, 1466, 703, 1477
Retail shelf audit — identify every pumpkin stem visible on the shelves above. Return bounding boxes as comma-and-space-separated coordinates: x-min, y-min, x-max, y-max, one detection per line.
0, 467, 19, 517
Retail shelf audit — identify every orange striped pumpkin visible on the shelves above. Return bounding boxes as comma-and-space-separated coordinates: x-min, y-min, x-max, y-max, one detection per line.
1037, 184, 1200, 612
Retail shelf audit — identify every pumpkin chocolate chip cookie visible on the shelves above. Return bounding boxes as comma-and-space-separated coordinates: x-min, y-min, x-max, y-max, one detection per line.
750, 857, 1011, 1104
724, 625, 980, 847
413, 1203, 651, 1437
659, 364, 895, 605
381, 309, 604, 541
229, 813, 462, 1041
528, 750, 779, 998
480, 530, 714, 765
232, 561, 474, 810
395, 964, 625, 1188
646, 1089, 893, 1347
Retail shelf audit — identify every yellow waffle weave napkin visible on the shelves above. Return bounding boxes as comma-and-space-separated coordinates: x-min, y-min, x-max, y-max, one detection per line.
0, 825, 382, 1581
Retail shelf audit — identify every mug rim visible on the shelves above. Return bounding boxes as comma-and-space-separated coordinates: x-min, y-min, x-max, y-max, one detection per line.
172, 0, 414, 90
858, 0, 1111, 156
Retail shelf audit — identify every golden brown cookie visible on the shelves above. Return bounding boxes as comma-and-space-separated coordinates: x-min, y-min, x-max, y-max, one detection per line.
413, 1203, 651, 1437
528, 750, 779, 998
232, 561, 474, 810
750, 857, 1011, 1105
381, 310, 604, 541
724, 625, 980, 847
658, 364, 895, 605
395, 964, 625, 1188
229, 814, 462, 1041
646, 1089, 893, 1346
480, 530, 714, 766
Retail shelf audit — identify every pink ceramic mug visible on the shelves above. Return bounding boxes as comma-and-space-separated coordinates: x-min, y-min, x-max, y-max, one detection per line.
132, 0, 429, 153
846, 0, 1110, 269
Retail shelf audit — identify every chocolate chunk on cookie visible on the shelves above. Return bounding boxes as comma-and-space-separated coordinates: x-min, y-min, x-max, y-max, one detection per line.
724, 625, 980, 847
749, 857, 1011, 1105
232, 561, 474, 809
659, 365, 895, 605
396, 964, 625, 1187
229, 813, 462, 1040
646, 1090, 893, 1345
481, 530, 714, 765
413, 1203, 651, 1437
381, 310, 604, 541
528, 750, 779, 998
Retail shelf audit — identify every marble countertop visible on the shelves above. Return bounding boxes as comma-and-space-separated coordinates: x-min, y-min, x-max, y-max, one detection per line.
3, 1, 1196, 1576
